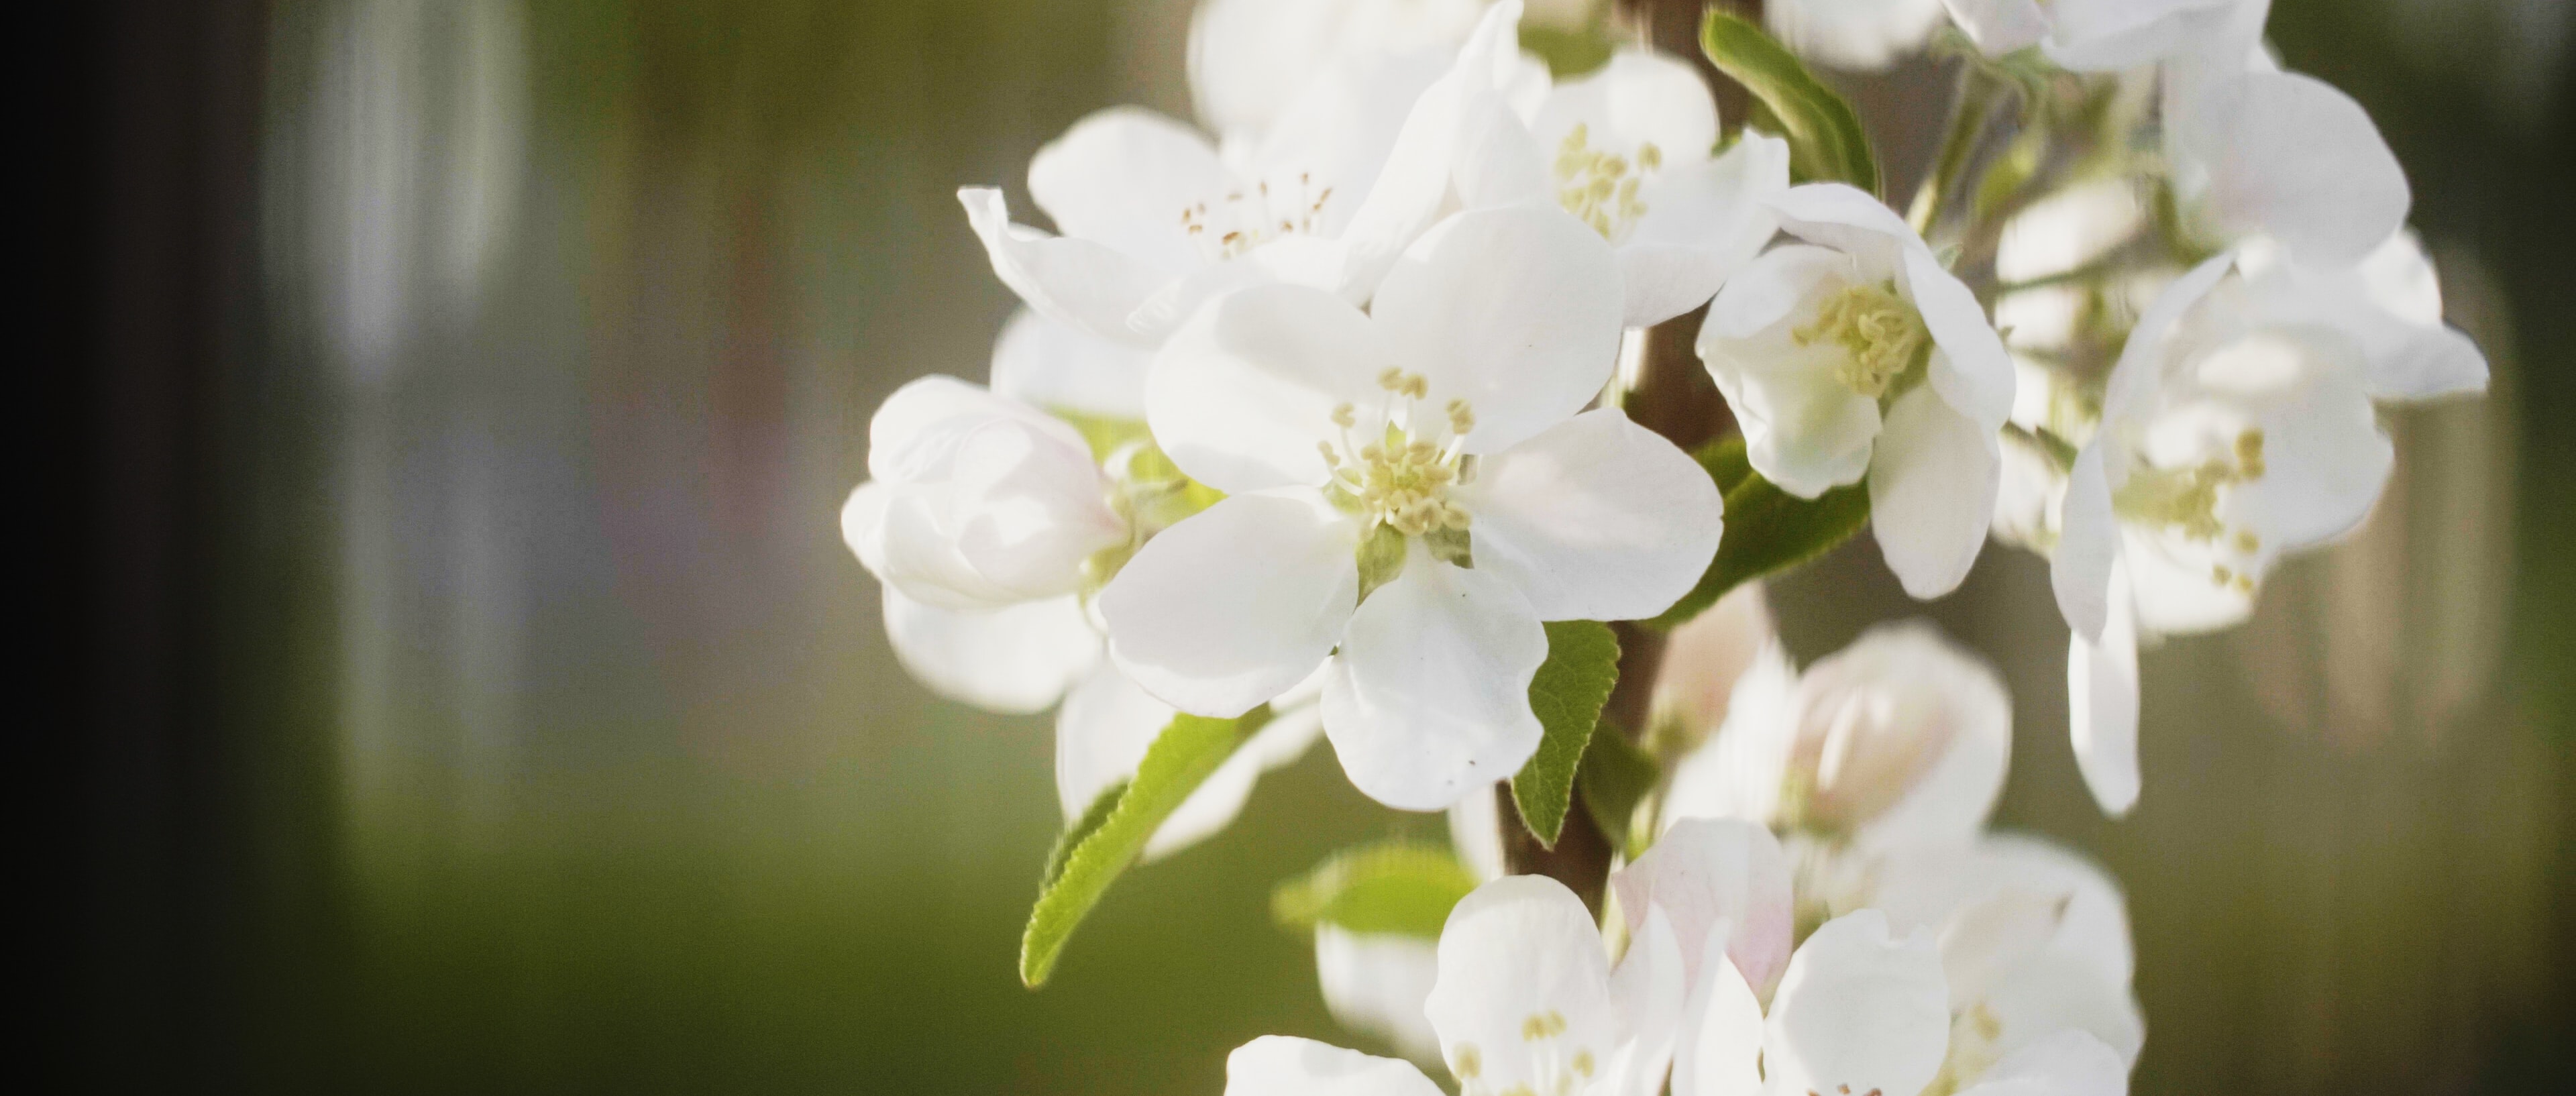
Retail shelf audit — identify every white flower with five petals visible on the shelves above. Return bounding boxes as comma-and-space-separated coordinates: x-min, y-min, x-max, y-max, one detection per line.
1098, 204, 1723, 811
2049, 243, 2487, 813
1697, 184, 2017, 600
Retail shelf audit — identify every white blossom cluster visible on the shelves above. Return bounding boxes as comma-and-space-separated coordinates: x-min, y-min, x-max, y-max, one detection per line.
838, 0, 2485, 1088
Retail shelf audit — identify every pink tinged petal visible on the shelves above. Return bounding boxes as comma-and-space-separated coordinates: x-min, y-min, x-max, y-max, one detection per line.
1650, 584, 1778, 739
1803, 621, 2015, 850
2194, 71, 2410, 267
2068, 571, 2141, 816
1869, 384, 2000, 600
1026, 106, 1230, 276
1609, 818, 1796, 997
1952, 1030, 2131, 1096
1902, 246, 2015, 433
1147, 282, 1396, 494
1321, 554, 1549, 810
1768, 183, 1917, 283
1598, 906, 1690, 1096
879, 588, 1097, 715
1621, 135, 1793, 329
1224, 1035, 1449, 1096
1425, 876, 1621, 1094
1373, 205, 1625, 455
1459, 408, 1726, 622
1316, 928, 1447, 1067
989, 308, 1152, 419
1764, 910, 1953, 1096
1099, 492, 1361, 718
958, 188, 1173, 347
1673, 947, 1766, 1096
1940, 0, 2049, 56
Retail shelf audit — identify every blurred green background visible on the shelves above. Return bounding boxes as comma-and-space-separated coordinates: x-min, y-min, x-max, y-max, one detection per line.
84, 0, 2573, 1092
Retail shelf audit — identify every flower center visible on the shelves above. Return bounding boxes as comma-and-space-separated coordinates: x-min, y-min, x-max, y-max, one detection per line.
1322, 369, 1477, 537
2111, 427, 2267, 593
1445, 1009, 1600, 1096
1554, 123, 1659, 242
1797, 281, 1931, 398
1179, 171, 1333, 261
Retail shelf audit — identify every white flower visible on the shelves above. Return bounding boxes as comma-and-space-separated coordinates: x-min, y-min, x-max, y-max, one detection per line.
1053, 663, 1326, 859
1524, 50, 1793, 327
841, 376, 1126, 612
1663, 621, 2012, 851
1426, 875, 1690, 1096
1697, 184, 2017, 599
1769, 0, 1950, 71
1098, 204, 1723, 811
967, 2, 1540, 348
1187, 0, 1493, 140
2049, 243, 2488, 812
1316, 926, 1448, 1066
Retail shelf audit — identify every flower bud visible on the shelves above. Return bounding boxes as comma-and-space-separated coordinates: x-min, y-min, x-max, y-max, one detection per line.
1650, 584, 1775, 755
1782, 621, 2010, 842
842, 376, 1126, 610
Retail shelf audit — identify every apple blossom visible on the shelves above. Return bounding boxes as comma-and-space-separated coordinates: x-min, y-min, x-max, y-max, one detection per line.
2050, 245, 2488, 812
1698, 183, 2017, 599
1097, 203, 1723, 811
1525, 49, 1792, 329
1663, 621, 2012, 851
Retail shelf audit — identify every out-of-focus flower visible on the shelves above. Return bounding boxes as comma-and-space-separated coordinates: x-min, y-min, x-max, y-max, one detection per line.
1187, 0, 1489, 140
1942, 0, 2253, 72
1099, 204, 1722, 811
1699, 184, 2017, 599
1613, 818, 1799, 999
1650, 584, 1776, 752
1315, 926, 1446, 1066
1663, 622, 2012, 851
1770, 0, 1951, 71
1424, 875, 1690, 1096
1523, 48, 1791, 327
1222, 1035, 1449, 1096
1672, 907, 1953, 1096
2163, 59, 2412, 268
2050, 246, 2488, 812
967, 2, 1541, 348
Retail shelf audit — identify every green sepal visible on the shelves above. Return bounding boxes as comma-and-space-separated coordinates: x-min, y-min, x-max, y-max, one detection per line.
1020, 708, 1263, 987
1577, 728, 1662, 857
1355, 524, 1409, 602
1648, 436, 1870, 631
1511, 620, 1621, 847
1700, 11, 1881, 195
1271, 842, 1481, 939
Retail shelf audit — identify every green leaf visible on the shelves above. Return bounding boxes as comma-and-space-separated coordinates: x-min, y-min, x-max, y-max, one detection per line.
1648, 437, 1870, 631
1700, 11, 1880, 195
1577, 729, 1662, 857
1020, 710, 1258, 987
1511, 620, 1622, 846
1040, 782, 1125, 890
1271, 843, 1481, 939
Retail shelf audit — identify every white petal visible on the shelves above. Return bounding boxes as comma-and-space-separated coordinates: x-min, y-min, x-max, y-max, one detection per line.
1977, 950, 2147, 1068
1764, 910, 1953, 1096
1322, 552, 1549, 810
1952, 1030, 2130, 1096
2247, 242, 2488, 401
1661, 642, 1799, 831
2049, 442, 2118, 641
945, 418, 1129, 596
1055, 661, 1173, 819
959, 187, 1172, 347
1426, 876, 1620, 1094
1811, 621, 2015, 851
1699, 246, 1885, 498
1768, 0, 1949, 70
1597, 906, 1689, 1096
2192, 70, 2410, 266
879, 588, 1097, 714
1863, 834, 2136, 991
1904, 245, 2015, 433
2220, 359, 2392, 553
1026, 107, 1228, 275
1674, 948, 1766, 1096
867, 374, 1083, 484
1316, 928, 1447, 1066
1459, 408, 1726, 621
840, 480, 892, 575
1868, 384, 2000, 600
1148, 282, 1395, 494
1532, 49, 1719, 169
1373, 205, 1626, 455
1224, 1035, 1448, 1096
1649, 584, 1778, 738
2043, 0, 2238, 72
1609, 818, 1796, 998
1941, 0, 2049, 56
1251, 50, 1454, 240
989, 308, 1152, 419
1621, 135, 1792, 328
1769, 183, 1916, 282
1334, 20, 1542, 301
1099, 492, 1361, 718
2068, 573, 2141, 816
1447, 786, 1509, 881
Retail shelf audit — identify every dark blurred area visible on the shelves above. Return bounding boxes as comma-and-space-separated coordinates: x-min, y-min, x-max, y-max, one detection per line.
63, 0, 2574, 1093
